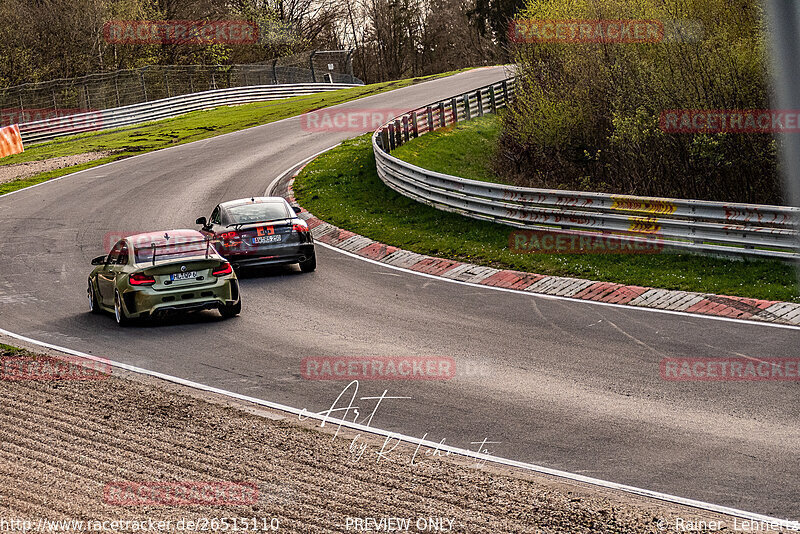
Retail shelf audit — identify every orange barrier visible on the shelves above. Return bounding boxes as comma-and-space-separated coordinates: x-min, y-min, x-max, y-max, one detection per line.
0, 124, 24, 158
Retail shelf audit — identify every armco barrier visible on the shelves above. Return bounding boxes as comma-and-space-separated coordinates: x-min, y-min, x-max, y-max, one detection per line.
371, 79, 800, 260
17, 83, 360, 145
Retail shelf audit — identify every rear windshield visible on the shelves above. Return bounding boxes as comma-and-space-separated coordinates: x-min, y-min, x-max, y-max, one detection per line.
133, 240, 212, 263
225, 202, 289, 224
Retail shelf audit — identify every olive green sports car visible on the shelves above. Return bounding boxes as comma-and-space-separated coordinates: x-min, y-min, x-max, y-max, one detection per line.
88, 229, 241, 325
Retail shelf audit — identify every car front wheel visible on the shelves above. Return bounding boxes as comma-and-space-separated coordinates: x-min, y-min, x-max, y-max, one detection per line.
88, 281, 102, 314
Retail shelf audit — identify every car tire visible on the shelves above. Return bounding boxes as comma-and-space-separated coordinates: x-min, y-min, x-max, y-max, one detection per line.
299, 252, 316, 272
88, 281, 102, 315
219, 300, 241, 319
114, 290, 131, 326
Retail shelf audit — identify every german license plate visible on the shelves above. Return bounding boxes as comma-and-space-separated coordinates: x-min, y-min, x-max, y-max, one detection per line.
253, 235, 282, 244
170, 271, 197, 281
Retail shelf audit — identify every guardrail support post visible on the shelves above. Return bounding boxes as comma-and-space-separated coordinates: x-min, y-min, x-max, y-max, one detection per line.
381, 129, 390, 152
395, 119, 403, 146
426, 106, 433, 134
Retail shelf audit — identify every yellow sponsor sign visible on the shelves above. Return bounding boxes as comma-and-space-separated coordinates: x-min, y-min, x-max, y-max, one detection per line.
612, 197, 676, 215
628, 217, 662, 234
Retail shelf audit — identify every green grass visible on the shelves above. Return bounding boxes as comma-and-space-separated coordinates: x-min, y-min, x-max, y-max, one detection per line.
392, 113, 505, 183
294, 134, 800, 302
0, 343, 26, 355
0, 69, 469, 196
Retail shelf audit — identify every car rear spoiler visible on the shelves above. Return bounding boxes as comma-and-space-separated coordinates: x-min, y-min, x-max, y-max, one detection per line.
143, 237, 213, 266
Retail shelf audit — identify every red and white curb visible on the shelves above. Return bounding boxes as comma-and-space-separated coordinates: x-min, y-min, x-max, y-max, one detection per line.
279, 170, 800, 327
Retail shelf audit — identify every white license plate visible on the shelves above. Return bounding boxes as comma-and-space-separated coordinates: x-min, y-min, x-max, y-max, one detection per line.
170, 271, 197, 281
253, 235, 282, 244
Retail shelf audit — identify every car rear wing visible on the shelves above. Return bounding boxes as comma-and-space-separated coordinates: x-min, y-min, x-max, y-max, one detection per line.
137, 237, 213, 266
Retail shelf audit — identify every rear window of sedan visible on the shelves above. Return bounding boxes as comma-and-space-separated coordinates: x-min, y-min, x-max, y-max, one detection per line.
225, 202, 290, 224
133, 241, 214, 263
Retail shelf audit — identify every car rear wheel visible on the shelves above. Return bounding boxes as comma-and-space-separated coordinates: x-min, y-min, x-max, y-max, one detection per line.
219, 300, 241, 319
114, 290, 131, 326
88, 281, 101, 314
299, 252, 316, 272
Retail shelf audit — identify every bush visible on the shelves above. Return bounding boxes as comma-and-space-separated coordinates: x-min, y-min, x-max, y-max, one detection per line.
499, 0, 782, 204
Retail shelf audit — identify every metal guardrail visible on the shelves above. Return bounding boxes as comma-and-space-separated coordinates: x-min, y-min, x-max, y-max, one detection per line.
371, 78, 800, 260
19, 83, 360, 145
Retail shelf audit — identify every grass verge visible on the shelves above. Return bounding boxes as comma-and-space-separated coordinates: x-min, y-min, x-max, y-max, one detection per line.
392, 113, 504, 183
0, 69, 468, 196
294, 134, 799, 302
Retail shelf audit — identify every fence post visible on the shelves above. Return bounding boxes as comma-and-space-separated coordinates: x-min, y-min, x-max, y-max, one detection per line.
489, 85, 497, 113
164, 72, 171, 98
114, 73, 121, 107
476, 90, 484, 116
451, 97, 458, 123
410, 111, 418, 138
83, 84, 91, 110
426, 106, 433, 134
388, 124, 396, 150
140, 71, 148, 102
464, 94, 471, 121
272, 59, 279, 84
401, 115, 410, 143
439, 101, 446, 127
501, 80, 508, 108
309, 51, 317, 82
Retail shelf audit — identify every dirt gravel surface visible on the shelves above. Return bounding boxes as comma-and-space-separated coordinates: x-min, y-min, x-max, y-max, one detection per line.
0, 152, 115, 184
0, 344, 773, 533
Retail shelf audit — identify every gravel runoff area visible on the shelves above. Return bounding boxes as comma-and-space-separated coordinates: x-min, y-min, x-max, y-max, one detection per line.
0, 338, 784, 534
0, 152, 115, 184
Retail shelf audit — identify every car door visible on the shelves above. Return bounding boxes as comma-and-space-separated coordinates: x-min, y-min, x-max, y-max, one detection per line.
96, 241, 123, 305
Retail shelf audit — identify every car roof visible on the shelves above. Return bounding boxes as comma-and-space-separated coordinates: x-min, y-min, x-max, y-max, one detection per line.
219, 196, 287, 210
125, 229, 205, 247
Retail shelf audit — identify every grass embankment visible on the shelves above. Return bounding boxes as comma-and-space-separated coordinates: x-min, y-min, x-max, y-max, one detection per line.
294, 133, 799, 302
0, 70, 467, 196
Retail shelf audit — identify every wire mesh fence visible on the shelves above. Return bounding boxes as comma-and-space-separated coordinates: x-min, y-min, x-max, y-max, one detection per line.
0, 50, 360, 127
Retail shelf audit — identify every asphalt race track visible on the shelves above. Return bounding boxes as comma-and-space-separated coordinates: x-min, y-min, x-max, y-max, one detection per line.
0, 67, 798, 518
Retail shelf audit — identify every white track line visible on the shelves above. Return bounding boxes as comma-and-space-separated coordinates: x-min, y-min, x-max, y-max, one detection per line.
0, 326, 797, 529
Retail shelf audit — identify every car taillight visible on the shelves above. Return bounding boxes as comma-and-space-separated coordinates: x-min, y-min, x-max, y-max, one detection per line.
129, 273, 156, 286
212, 262, 233, 276
293, 223, 309, 233
219, 231, 242, 247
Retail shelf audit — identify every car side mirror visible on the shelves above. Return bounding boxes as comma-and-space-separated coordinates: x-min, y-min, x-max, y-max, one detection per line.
196, 216, 208, 226
91, 255, 107, 266
292, 206, 302, 214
